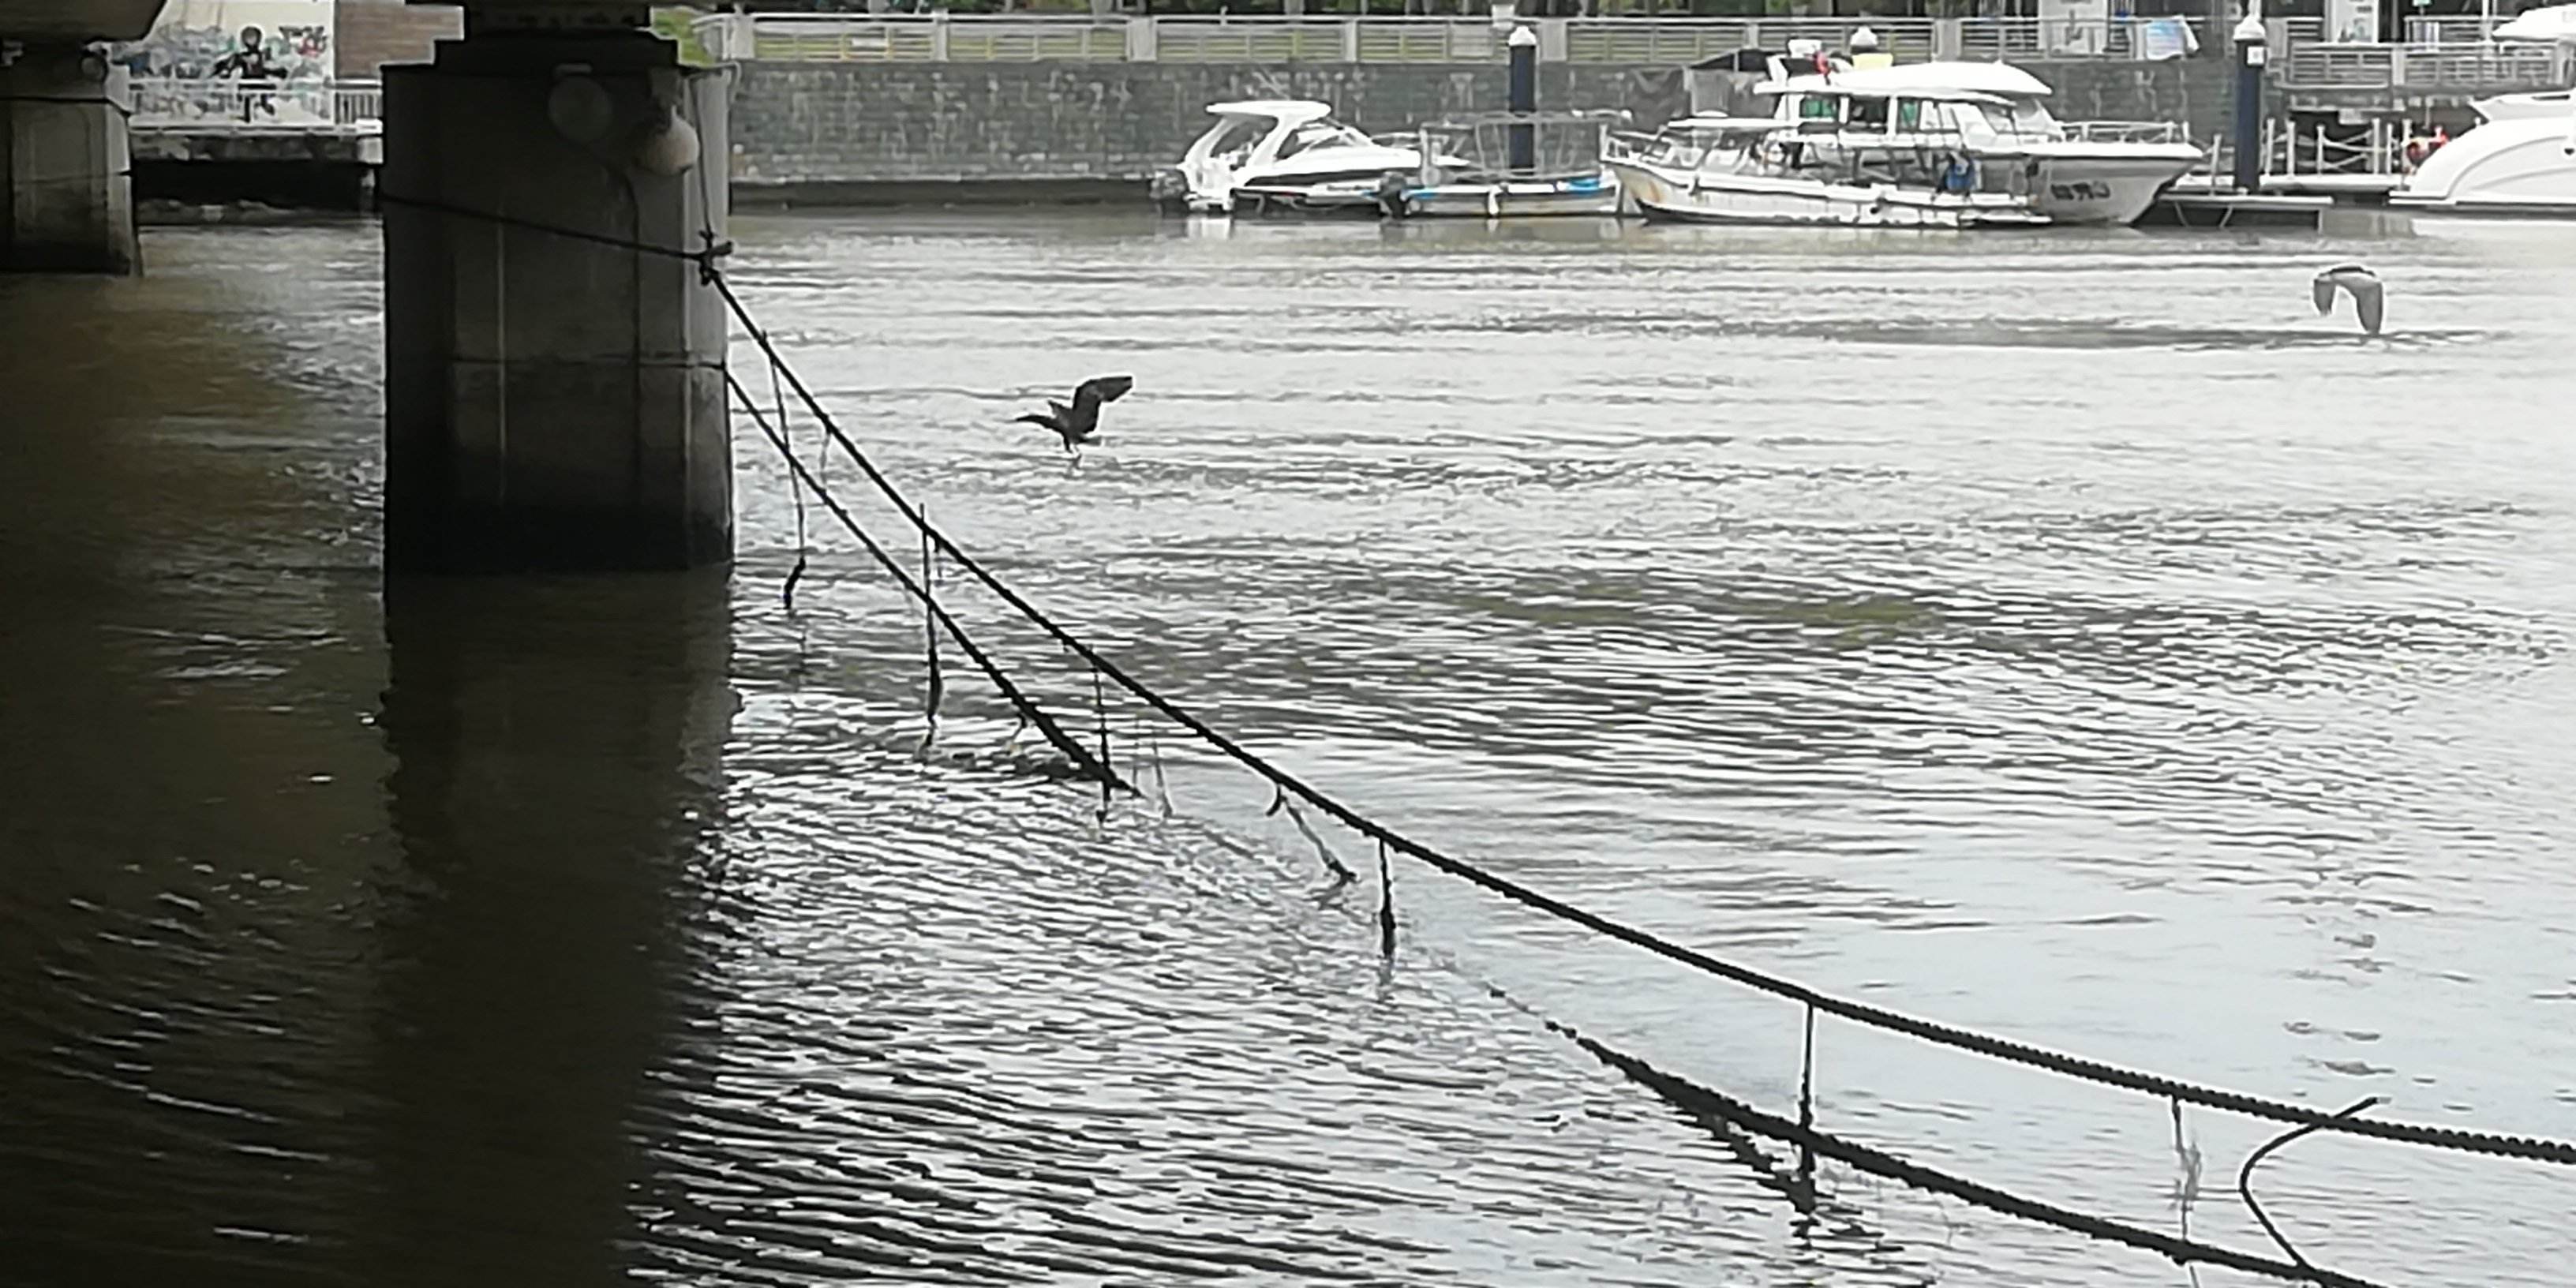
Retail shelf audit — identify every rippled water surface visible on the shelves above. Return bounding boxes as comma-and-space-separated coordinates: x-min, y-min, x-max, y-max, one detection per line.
7, 211, 2576, 1288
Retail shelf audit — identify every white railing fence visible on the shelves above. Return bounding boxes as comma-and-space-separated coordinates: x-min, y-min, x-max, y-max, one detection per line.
1956, 16, 2203, 62
129, 76, 381, 130
2199, 116, 2436, 180
2278, 39, 2571, 90
694, 12, 2209, 66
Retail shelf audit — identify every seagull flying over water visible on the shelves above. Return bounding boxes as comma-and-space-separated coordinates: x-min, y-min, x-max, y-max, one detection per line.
1014, 374, 1134, 458
2312, 264, 2384, 336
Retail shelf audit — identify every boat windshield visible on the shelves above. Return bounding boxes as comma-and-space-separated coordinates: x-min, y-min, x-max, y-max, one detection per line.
1194, 115, 1271, 165
1972, 101, 2065, 139
1275, 119, 1373, 159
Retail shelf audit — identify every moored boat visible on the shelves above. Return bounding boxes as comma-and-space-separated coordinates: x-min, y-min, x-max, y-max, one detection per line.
1377, 109, 1627, 219
1152, 99, 1467, 217
1603, 95, 2050, 229
1753, 60, 2203, 227
2387, 5, 2576, 217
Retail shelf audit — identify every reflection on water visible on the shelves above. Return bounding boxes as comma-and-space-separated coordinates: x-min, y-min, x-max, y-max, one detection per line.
7, 211, 2576, 1286
368, 575, 733, 1284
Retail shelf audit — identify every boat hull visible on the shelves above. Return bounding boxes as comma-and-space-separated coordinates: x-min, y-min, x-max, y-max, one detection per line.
2389, 115, 2576, 215
1396, 174, 1621, 219
1607, 159, 2046, 228
2022, 149, 2203, 226
1230, 181, 1392, 219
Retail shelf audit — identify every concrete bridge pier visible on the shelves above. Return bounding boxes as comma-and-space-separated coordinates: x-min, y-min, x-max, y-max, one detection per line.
382, 9, 732, 575
1, 43, 139, 274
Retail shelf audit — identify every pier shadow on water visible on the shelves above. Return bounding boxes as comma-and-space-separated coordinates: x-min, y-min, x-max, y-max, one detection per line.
0, 564, 739, 1286
361, 573, 736, 1286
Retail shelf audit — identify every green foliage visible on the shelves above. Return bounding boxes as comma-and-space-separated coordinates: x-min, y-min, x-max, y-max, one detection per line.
651, 7, 717, 66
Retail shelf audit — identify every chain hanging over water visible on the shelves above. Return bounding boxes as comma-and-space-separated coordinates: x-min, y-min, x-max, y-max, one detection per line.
919, 503, 942, 757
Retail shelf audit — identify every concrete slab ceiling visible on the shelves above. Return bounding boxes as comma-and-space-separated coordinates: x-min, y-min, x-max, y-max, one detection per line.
0, 0, 170, 43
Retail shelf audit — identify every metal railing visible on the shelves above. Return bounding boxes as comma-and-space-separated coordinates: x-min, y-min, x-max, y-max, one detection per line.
1562, 17, 1939, 65
2402, 14, 2506, 45
2197, 118, 2412, 182
1152, 16, 1496, 63
2271, 116, 2407, 174
1956, 16, 2203, 62
2278, 39, 2571, 92
732, 14, 1129, 62
697, 12, 2204, 66
128, 77, 381, 130
2064, 118, 2192, 143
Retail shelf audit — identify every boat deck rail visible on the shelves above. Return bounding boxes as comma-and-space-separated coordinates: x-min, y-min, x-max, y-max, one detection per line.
1414, 107, 1634, 131
2059, 119, 2193, 144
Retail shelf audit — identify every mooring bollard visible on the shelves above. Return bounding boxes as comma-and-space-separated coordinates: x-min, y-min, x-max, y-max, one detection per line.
2231, 12, 2267, 193
1508, 24, 1538, 175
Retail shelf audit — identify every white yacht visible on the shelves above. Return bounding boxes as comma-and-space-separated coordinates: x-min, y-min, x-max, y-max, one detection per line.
1757, 61, 2204, 225
2388, 6, 2576, 216
1151, 99, 1466, 216
1603, 93, 2051, 228
2463, 88, 2574, 122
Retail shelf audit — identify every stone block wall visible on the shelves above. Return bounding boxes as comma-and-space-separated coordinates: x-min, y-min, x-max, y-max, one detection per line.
727, 57, 2230, 203
335, 0, 462, 78
2039, 58, 2233, 142
731, 62, 1688, 201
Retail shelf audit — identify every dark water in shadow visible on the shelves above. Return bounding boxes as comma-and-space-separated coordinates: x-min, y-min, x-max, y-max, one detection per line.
6, 211, 2576, 1286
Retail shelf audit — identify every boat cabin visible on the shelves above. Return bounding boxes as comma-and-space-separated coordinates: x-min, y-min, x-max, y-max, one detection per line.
1180, 100, 1383, 180
1756, 62, 2079, 149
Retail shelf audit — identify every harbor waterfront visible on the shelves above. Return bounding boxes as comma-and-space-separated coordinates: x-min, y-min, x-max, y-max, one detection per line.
9, 208, 2576, 1285
13, 2, 2576, 1283
101, 10, 2576, 228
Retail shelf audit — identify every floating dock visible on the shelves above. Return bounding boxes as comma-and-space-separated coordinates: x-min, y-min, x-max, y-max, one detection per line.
2148, 174, 2413, 234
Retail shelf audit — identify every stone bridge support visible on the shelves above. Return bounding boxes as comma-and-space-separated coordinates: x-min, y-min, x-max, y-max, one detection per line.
382, 5, 732, 575
1, 43, 139, 274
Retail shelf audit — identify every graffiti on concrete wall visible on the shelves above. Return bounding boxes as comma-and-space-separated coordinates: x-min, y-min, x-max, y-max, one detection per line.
119, 0, 335, 80
114, 1, 340, 125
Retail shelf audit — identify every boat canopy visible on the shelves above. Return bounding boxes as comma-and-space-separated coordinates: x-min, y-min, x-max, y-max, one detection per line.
1204, 99, 1337, 124
1418, 107, 1631, 129
2494, 2, 2576, 43
1754, 77, 2018, 107
1757, 62, 2054, 101
1657, 113, 1788, 133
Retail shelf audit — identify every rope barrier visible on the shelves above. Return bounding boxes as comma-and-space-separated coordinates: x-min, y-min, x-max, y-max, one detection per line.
725, 369, 1129, 796
366, 196, 2576, 1179
1546, 1016, 2387, 1288
717, 256, 2576, 1169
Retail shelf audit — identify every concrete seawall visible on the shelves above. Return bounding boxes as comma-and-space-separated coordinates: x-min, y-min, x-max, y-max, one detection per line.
728, 58, 2233, 206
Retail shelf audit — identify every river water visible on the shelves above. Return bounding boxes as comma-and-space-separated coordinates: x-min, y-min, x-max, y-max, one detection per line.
6, 210, 2575, 1287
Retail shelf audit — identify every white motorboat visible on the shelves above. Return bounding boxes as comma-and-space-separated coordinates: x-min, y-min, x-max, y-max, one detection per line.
2388, 6, 2576, 216
2464, 88, 2574, 122
1756, 61, 2204, 226
1603, 94, 2050, 229
1151, 99, 1466, 217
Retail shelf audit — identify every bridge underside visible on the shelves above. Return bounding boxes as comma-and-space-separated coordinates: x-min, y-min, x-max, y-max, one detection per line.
9, 2, 736, 573
0, 0, 167, 43
2, 43, 137, 272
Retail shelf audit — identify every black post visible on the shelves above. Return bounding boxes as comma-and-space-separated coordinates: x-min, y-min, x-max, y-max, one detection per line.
2230, 13, 2267, 193
1507, 24, 1538, 174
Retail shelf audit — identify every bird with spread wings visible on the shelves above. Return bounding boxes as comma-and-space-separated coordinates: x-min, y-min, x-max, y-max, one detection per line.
1015, 375, 1135, 459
